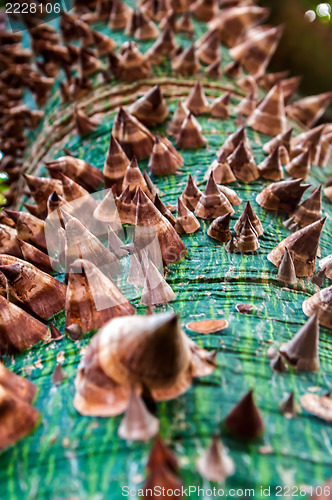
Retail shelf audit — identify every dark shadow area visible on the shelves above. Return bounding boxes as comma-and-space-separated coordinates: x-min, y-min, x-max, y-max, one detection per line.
259, 0, 332, 120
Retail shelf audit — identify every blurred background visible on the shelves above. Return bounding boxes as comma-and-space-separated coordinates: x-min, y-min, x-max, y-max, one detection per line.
259, 0, 332, 120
